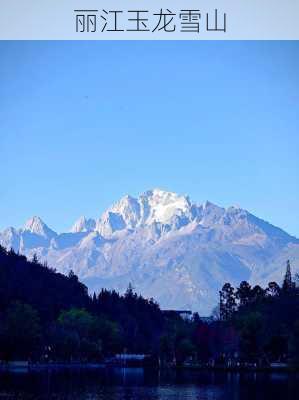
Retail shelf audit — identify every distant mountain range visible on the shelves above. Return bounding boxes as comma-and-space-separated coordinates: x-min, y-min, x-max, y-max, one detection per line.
1, 189, 298, 315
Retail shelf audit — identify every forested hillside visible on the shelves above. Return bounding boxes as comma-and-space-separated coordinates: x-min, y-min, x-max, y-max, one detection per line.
0, 246, 163, 361
0, 245, 298, 368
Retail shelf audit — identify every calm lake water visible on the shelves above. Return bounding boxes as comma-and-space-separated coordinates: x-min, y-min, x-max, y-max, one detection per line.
0, 368, 298, 400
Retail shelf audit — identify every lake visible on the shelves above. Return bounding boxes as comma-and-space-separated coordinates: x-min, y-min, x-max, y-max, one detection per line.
0, 368, 298, 399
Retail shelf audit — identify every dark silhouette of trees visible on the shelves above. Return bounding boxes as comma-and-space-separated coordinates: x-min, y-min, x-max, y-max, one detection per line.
251, 285, 264, 303
0, 302, 41, 361
220, 283, 237, 320
236, 281, 252, 307
0, 246, 164, 361
282, 259, 295, 292
266, 281, 280, 297
0, 244, 299, 367
289, 321, 299, 363
217, 260, 299, 365
235, 311, 265, 360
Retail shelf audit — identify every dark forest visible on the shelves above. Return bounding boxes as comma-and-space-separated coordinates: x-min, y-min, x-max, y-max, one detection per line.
0, 245, 298, 368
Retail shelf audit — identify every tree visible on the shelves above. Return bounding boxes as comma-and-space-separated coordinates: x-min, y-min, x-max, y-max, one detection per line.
32, 253, 39, 264
0, 302, 41, 360
220, 283, 236, 321
289, 320, 299, 364
266, 281, 280, 297
251, 285, 265, 303
236, 281, 252, 307
56, 308, 122, 359
48, 324, 80, 361
236, 311, 264, 360
125, 282, 135, 298
92, 292, 97, 304
58, 308, 94, 338
282, 260, 294, 292
0, 247, 164, 360
68, 269, 79, 282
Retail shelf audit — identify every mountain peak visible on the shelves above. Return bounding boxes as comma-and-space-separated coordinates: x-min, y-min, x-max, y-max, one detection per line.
0, 190, 298, 315
141, 188, 192, 224
202, 200, 219, 210
70, 216, 96, 233
95, 189, 193, 235
22, 216, 56, 237
23, 216, 46, 231
143, 188, 187, 200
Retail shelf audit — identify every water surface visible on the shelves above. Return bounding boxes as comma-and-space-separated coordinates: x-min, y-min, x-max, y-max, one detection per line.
0, 368, 298, 400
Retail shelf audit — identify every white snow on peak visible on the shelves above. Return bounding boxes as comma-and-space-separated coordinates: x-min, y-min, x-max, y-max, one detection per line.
0, 189, 298, 315
140, 188, 192, 225
70, 216, 96, 233
96, 188, 194, 235
108, 195, 141, 228
22, 216, 56, 237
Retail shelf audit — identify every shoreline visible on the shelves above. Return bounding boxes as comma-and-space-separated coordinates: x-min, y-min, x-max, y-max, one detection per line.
175, 365, 299, 373
1, 362, 298, 374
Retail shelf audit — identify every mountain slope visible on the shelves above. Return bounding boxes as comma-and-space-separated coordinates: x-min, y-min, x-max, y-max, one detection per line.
1, 189, 298, 315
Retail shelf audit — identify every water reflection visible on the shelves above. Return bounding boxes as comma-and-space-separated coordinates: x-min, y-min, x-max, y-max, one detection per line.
0, 368, 298, 400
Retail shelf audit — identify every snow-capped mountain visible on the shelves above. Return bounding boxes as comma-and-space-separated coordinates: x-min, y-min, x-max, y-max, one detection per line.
70, 216, 96, 233
1, 189, 298, 315
23, 216, 57, 238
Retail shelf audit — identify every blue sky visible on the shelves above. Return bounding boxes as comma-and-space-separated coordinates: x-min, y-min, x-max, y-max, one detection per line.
0, 41, 298, 236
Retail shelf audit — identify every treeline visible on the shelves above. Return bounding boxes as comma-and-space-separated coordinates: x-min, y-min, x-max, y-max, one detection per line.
215, 260, 299, 365
0, 245, 298, 367
0, 246, 164, 362
155, 261, 299, 367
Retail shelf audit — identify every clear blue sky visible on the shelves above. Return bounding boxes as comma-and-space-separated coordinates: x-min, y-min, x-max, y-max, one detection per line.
0, 41, 298, 236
